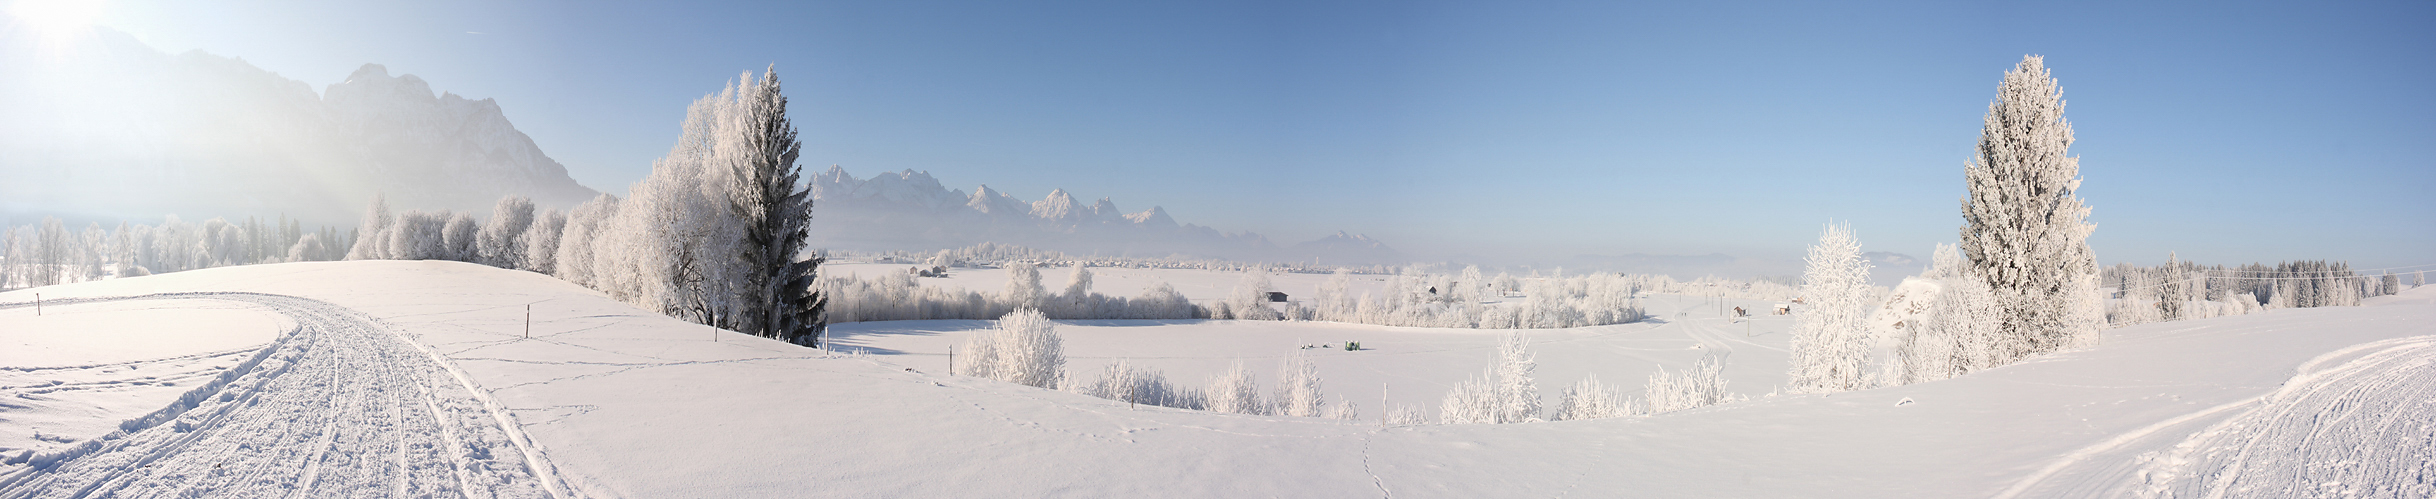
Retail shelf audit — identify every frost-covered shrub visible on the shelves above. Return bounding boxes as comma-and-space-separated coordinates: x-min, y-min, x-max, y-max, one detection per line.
817, 266, 1205, 323
1203, 361, 1267, 415
1440, 333, 1541, 424
1004, 262, 1046, 312
1644, 355, 1733, 414
554, 194, 617, 288
1274, 350, 1326, 417
442, 212, 479, 262
287, 234, 329, 264
347, 194, 393, 261
387, 211, 451, 262
1551, 374, 1629, 421
1384, 404, 1429, 426
955, 309, 1065, 389
520, 208, 565, 275
477, 195, 534, 269
1072, 360, 1201, 409
1325, 269, 1650, 329
1227, 271, 1284, 321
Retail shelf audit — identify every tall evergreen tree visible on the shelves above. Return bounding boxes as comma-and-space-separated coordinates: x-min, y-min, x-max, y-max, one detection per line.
1959, 55, 2102, 354
723, 67, 825, 344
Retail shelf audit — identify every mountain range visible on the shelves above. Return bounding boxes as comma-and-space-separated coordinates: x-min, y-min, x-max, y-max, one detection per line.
805, 167, 1404, 264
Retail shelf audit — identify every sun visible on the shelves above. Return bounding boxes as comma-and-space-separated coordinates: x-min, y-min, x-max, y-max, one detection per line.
7, 0, 107, 40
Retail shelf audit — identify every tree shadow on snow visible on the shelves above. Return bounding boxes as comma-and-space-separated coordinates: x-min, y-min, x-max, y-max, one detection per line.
824, 320, 992, 341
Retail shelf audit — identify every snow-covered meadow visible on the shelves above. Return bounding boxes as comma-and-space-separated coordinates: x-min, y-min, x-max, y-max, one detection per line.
5, 261, 2432, 497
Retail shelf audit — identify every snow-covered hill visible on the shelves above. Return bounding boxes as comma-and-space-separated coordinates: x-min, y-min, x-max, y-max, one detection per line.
0, 19, 597, 225
806, 166, 1404, 264
3, 262, 2430, 497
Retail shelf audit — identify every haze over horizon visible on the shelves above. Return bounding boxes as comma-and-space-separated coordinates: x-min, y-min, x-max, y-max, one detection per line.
4, 0, 2429, 272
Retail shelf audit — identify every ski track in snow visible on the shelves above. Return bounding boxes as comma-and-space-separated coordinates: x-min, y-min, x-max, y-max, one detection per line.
2000, 334, 2436, 499
2122, 335, 2436, 499
0, 293, 567, 499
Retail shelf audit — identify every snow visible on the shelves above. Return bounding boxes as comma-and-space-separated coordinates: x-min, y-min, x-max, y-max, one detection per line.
824, 262, 1404, 305
4, 261, 2432, 497
0, 299, 291, 463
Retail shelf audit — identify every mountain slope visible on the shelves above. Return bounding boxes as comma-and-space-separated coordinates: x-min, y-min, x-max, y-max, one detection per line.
0, 20, 596, 225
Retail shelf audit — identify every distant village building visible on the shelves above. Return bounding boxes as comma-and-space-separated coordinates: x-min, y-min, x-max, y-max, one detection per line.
1266, 292, 1289, 303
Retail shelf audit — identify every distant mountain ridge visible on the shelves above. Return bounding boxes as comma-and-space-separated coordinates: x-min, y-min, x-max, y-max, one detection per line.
0, 20, 596, 225
805, 166, 1403, 264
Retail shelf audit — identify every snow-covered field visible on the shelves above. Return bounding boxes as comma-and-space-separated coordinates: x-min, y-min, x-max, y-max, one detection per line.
3, 261, 2431, 497
824, 262, 1405, 305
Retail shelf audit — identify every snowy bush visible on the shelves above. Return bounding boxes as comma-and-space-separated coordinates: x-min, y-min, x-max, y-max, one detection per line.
1644, 355, 1734, 414
554, 194, 618, 289
1072, 360, 1201, 410
1312, 268, 1648, 329
1224, 271, 1285, 321
347, 194, 393, 261
1383, 404, 1429, 426
1004, 262, 1046, 312
1274, 350, 1326, 417
442, 212, 479, 262
1551, 374, 1629, 421
520, 208, 565, 275
817, 270, 1202, 323
1892, 262, 2008, 385
1203, 361, 1267, 415
954, 309, 1066, 390
1440, 332, 1541, 424
477, 195, 534, 269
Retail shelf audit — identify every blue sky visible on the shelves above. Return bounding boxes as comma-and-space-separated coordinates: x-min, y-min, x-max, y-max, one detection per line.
69, 0, 2436, 269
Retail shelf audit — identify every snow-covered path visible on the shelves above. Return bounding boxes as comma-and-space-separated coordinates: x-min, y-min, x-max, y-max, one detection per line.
0, 293, 564, 499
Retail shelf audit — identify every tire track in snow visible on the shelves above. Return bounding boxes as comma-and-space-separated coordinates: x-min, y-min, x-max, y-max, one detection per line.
0, 293, 569, 499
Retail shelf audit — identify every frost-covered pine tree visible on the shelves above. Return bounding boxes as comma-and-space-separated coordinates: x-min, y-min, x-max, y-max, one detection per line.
1788, 222, 1873, 393
2156, 253, 2185, 321
1959, 55, 2103, 354
718, 67, 825, 344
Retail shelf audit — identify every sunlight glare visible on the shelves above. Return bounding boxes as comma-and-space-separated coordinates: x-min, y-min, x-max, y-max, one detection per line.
7, 0, 107, 40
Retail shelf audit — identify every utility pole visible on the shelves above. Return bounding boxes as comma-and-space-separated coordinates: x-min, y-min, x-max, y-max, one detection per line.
524, 304, 531, 339
34, 293, 40, 316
